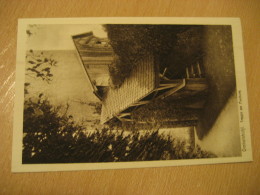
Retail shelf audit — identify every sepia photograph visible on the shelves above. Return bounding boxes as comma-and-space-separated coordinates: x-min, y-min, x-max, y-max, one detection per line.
12, 18, 252, 172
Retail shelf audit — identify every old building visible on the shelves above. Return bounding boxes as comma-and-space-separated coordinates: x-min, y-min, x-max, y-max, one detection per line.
72, 32, 208, 128
101, 55, 208, 126
72, 32, 114, 99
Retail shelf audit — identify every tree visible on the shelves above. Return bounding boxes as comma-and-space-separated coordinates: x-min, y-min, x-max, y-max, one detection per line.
24, 50, 57, 96
22, 48, 216, 164
103, 24, 183, 86
26, 50, 57, 83
103, 24, 204, 86
88, 102, 102, 115
23, 96, 216, 164
26, 24, 40, 37
23, 96, 85, 163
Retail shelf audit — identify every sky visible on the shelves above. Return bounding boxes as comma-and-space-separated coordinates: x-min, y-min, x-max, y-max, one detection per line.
26, 24, 107, 50
24, 23, 191, 135
25, 24, 104, 128
25, 50, 100, 125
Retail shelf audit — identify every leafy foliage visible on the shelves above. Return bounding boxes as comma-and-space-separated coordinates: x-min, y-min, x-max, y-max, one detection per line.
22, 48, 216, 164
26, 50, 57, 83
103, 25, 203, 86
26, 24, 39, 37
23, 96, 216, 164
131, 92, 208, 126
23, 96, 83, 163
108, 55, 132, 88
88, 102, 102, 115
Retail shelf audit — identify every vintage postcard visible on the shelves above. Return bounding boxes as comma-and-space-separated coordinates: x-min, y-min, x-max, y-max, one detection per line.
12, 17, 252, 172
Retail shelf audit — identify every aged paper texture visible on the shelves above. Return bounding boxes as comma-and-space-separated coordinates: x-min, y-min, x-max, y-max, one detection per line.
12, 17, 252, 172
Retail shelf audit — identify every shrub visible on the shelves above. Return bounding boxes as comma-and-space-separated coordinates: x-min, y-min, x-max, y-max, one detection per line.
103, 25, 181, 86
23, 96, 216, 163
103, 25, 204, 86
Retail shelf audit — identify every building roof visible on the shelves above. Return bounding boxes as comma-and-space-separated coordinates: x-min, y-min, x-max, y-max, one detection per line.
101, 55, 159, 124
72, 32, 96, 94
72, 32, 114, 99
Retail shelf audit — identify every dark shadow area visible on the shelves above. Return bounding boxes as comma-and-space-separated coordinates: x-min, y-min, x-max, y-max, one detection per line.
196, 25, 236, 139
161, 25, 236, 139
104, 24, 237, 139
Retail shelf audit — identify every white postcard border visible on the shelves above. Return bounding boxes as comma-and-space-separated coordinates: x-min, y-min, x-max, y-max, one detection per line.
12, 17, 253, 172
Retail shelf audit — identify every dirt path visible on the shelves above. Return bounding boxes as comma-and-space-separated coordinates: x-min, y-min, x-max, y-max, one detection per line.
195, 91, 241, 157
